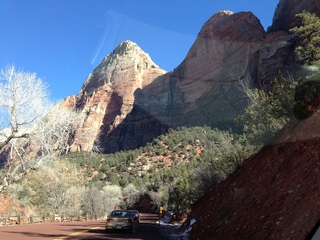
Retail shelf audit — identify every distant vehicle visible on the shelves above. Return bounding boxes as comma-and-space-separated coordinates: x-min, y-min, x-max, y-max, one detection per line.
105, 210, 134, 233
128, 210, 140, 223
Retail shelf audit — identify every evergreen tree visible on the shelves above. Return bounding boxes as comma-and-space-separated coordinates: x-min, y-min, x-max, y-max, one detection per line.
235, 73, 298, 145
290, 10, 320, 64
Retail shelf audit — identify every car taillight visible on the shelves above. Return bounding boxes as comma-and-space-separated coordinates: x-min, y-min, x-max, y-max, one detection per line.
106, 218, 113, 222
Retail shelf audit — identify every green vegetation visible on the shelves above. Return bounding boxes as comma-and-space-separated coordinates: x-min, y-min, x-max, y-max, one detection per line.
235, 73, 299, 146
58, 126, 256, 211
290, 10, 320, 65
289, 11, 320, 120
3, 126, 257, 216
294, 79, 320, 119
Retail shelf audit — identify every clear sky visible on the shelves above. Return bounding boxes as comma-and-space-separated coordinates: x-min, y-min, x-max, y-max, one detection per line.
1, 0, 279, 101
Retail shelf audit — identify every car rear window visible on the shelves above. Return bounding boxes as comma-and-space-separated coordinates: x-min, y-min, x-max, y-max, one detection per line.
111, 211, 129, 216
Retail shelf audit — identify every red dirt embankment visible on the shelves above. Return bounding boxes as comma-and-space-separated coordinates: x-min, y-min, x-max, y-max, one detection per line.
189, 109, 320, 239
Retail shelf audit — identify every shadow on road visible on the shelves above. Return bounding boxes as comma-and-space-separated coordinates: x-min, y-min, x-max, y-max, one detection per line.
0, 214, 171, 240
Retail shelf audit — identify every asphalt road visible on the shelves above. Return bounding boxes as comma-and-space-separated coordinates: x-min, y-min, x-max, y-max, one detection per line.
0, 213, 168, 240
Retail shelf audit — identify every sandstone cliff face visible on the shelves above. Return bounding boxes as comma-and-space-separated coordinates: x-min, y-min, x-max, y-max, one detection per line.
136, 11, 294, 128
268, 0, 320, 32
136, 11, 264, 127
66, 9, 297, 153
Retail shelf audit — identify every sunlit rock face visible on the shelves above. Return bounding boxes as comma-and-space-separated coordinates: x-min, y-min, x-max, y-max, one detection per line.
65, 10, 296, 153
78, 40, 166, 97
68, 40, 167, 152
268, 0, 320, 33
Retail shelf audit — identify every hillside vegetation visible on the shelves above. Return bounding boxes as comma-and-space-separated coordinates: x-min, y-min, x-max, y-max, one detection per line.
0, 126, 256, 220
65, 127, 256, 208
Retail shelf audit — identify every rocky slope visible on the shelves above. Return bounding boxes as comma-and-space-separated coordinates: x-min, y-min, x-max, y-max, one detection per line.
188, 108, 320, 240
66, 10, 295, 153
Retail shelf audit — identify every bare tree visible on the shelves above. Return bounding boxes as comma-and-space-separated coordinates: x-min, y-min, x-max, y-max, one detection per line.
0, 65, 50, 190
0, 106, 85, 190
0, 65, 91, 191
81, 185, 123, 219
81, 187, 105, 219
0, 64, 50, 151
33, 104, 85, 162
102, 185, 122, 213
122, 184, 139, 208
21, 160, 84, 216
63, 186, 83, 220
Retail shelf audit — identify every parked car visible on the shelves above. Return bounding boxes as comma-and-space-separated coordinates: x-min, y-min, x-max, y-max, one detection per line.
128, 210, 140, 223
105, 210, 134, 233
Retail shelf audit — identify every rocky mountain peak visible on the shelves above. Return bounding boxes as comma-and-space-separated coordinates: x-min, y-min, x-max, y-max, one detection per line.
69, 41, 166, 152
103, 40, 156, 68
219, 10, 233, 15
78, 40, 164, 97
111, 40, 143, 56
203, 10, 233, 23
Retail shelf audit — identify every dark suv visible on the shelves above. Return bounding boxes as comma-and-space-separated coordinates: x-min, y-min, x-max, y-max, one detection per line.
128, 210, 140, 223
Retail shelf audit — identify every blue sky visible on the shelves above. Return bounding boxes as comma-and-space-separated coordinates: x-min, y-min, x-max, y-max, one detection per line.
1, 0, 279, 101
